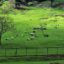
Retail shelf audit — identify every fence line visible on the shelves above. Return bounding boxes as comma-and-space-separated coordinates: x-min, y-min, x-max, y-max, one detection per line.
1, 46, 64, 49
0, 47, 64, 60
0, 47, 64, 56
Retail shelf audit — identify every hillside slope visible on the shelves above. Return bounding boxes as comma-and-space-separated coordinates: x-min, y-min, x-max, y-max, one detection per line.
2, 8, 64, 47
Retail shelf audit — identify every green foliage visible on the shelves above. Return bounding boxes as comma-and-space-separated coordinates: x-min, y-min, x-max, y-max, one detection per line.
0, 1, 13, 14
0, 14, 16, 45
55, 0, 64, 3
0, 0, 3, 6
0, 15, 14, 34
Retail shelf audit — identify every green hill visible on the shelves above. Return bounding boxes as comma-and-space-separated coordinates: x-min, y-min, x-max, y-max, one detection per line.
2, 7, 64, 47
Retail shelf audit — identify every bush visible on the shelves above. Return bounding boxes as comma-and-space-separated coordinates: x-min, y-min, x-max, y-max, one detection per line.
0, 1, 3, 6
0, 1, 13, 14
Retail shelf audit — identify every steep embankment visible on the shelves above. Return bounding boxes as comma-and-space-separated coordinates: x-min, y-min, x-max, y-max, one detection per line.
2, 8, 64, 47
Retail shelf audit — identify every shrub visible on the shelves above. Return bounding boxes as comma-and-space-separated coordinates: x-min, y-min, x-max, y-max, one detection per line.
0, 1, 13, 14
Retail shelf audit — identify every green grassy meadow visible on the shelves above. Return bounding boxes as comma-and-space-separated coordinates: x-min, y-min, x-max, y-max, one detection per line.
2, 7, 64, 47
0, 7, 64, 63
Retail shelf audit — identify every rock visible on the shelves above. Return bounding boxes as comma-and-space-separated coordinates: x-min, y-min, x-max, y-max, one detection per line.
30, 36, 35, 40
53, 3, 64, 9
27, 38, 30, 41
30, 33, 35, 36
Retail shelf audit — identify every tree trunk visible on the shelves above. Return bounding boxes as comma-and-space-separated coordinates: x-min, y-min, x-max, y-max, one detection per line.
9, 0, 15, 8
50, 0, 54, 7
0, 35, 2, 46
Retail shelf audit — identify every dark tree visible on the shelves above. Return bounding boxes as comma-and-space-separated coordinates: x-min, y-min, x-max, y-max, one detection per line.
50, 0, 54, 7
0, 0, 3, 6
9, 0, 55, 8
15, 0, 27, 9
0, 15, 15, 46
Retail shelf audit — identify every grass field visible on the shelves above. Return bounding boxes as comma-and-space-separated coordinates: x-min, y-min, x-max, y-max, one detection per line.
0, 7, 64, 64
0, 60, 64, 64
2, 7, 64, 47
